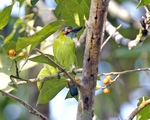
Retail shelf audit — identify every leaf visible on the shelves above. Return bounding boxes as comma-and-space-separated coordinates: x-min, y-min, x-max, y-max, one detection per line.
37, 65, 57, 90
2, 41, 16, 52
16, 20, 63, 51
77, 0, 81, 3
54, 0, 90, 27
0, 47, 15, 92
136, 97, 150, 120
0, 5, 13, 30
96, 83, 101, 90
37, 65, 66, 104
65, 90, 78, 100
0, 35, 4, 46
17, 0, 25, 6
31, 0, 39, 6
29, 54, 56, 67
4, 18, 23, 43
137, 0, 150, 8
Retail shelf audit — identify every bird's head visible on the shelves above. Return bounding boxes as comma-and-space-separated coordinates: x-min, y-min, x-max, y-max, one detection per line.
62, 26, 82, 38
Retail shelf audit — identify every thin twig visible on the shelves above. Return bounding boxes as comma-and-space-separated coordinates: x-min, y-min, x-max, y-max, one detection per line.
14, 60, 19, 77
101, 24, 122, 51
35, 48, 81, 88
127, 97, 150, 120
0, 90, 48, 120
101, 74, 120, 89
9, 68, 83, 86
99, 67, 150, 76
105, 20, 130, 47
105, 20, 149, 50
144, 6, 149, 13
10, 67, 150, 86
19, 54, 30, 73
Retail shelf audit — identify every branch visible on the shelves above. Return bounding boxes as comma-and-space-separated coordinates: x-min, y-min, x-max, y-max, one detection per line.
105, 20, 130, 47
127, 97, 150, 120
0, 90, 48, 120
106, 7, 150, 50
10, 67, 150, 86
99, 67, 150, 76
77, 0, 110, 120
101, 23, 122, 51
35, 48, 81, 88
9, 68, 83, 85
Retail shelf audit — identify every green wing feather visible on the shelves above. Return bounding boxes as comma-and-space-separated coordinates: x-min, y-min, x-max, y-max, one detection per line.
53, 33, 77, 70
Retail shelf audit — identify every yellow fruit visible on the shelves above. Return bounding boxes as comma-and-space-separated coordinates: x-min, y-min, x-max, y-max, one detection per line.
103, 78, 110, 84
75, 78, 81, 83
103, 88, 110, 94
9, 49, 16, 56
106, 75, 111, 80
18, 52, 25, 57
103, 75, 111, 84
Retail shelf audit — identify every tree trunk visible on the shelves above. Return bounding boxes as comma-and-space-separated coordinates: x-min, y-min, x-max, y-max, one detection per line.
77, 0, 110, 120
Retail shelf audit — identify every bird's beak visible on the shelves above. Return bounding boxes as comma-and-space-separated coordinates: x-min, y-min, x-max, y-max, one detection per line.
71, 27, 82, 33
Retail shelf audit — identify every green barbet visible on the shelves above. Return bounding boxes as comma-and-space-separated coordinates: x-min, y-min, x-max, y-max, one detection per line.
53, 26, 82, 97
53, 26, 82, 70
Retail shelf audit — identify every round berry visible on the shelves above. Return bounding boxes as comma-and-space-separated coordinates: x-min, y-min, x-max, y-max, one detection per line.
103, 78, 110, 84
103, 75, 111, 84
103, 88, 110, 94
8, 49, 16, 56
75, 78, 81, 83
18, 52, 25, 57
106, 75, 111, 80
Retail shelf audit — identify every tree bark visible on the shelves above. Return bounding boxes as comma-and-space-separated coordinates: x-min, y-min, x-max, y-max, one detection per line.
77, 0, 110, 120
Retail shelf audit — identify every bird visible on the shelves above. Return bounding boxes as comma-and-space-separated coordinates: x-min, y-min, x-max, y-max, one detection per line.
53, 26, 82, 97
53, 26, 82, 71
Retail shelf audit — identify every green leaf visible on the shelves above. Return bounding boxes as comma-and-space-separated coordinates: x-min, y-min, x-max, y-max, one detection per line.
31, 0, 39, 6
37, 65, 66, 104
37, 65, 57, 90
2, 41, 16, 52
17, 0, 25, 6
0, 5, 13, 30
77, 0, 81, 3
0, 35, 4, 46
29, 54, 56, 67
55, 0, 90, 27
4, 18, 23, 43
136, 97, 150, 120
16, 20, 63, 51
0, 47, 15, 92
65, 90, 78, 100
96, 83, 101, 90
137, 0, 150, 8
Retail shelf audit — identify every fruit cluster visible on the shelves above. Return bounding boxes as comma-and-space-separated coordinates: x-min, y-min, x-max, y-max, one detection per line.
8, 49, 25, 57
103, 75, 112, 94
